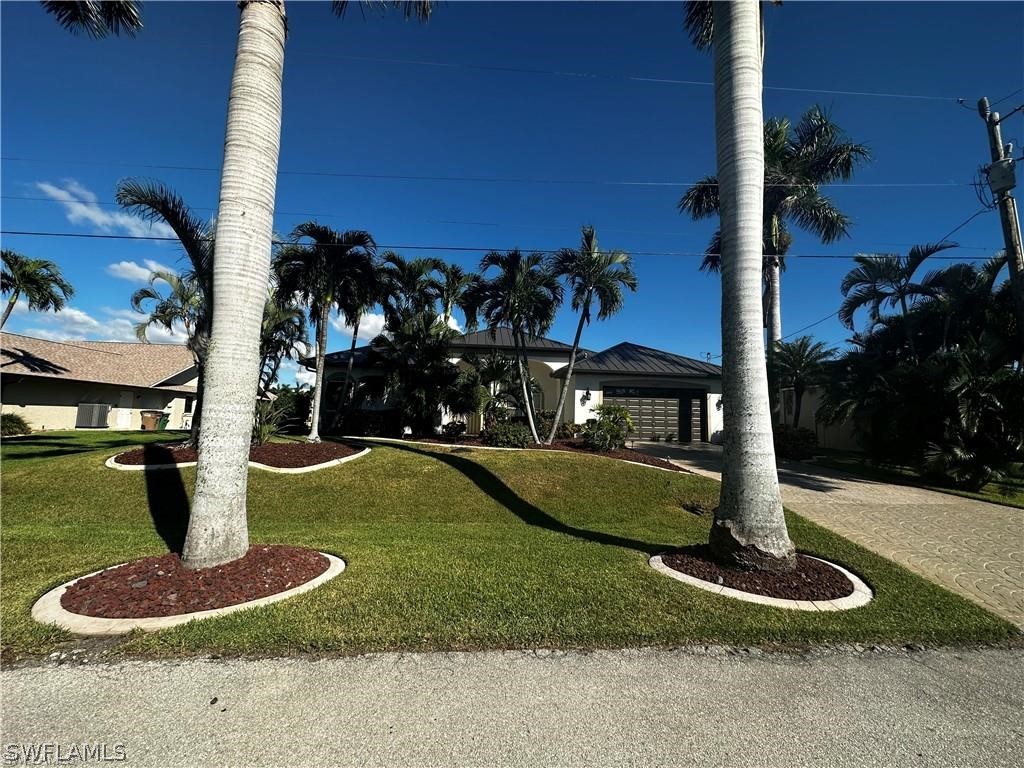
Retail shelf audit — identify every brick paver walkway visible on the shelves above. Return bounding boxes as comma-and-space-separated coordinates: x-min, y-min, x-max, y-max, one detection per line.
634, 442, 1024, 627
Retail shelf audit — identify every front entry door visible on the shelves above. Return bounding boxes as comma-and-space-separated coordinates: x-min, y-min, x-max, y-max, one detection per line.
116, 391, 133, 429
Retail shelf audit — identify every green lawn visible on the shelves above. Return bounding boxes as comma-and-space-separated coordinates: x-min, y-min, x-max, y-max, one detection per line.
1, 430, 1018, 662
808, 450, 1024, 510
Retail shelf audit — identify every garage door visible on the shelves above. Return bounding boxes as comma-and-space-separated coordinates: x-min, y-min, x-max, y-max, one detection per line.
603, 395, 679, 440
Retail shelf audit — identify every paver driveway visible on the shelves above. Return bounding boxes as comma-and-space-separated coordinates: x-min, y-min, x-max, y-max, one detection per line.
634, 442, 1024, 628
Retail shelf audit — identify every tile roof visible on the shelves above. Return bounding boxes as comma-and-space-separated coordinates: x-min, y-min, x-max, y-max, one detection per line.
1, 332, 197, 392
562, 342, 722, 378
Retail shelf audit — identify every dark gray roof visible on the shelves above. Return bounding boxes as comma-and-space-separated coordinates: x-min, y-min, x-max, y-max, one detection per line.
560, 342, 721, 378
450, 329, 577, 354
304, 345, 375, 370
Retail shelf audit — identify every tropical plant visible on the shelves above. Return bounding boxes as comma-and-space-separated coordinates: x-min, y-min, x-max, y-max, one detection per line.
1, 413, 32, 436
259, 293, 308, 391
466, 250, 563, 443
378, 251, 443, 323
580, 403, 633, 452
435, 262, 474, 329
441, 420, 468, 442
838, 242, 957, 359
545, 225, 637, 443
42, 0, 436, 572
772, 424, 818, 460
251, 399, 286, 446
274, 222, 376, 442
1, 250, 74, 328
118, 179, 213, 446
370, 307, 460, 436
687, 0, 796, 571
41, 0, 142, 37
773, 335, 836, 428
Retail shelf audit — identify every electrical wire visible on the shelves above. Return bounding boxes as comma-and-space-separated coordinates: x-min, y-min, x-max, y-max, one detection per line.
0, 229, 1002, 262
0, 157, 969, 189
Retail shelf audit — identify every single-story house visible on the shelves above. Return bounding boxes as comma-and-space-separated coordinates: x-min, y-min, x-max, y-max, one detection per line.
310, 330, 723, 442
1, 331, 198, 431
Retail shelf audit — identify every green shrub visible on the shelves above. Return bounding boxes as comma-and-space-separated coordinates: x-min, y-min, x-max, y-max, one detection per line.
666, 433, 676, 443
652, 434, 662, 442
252, 400, 286, 446
481, 422, 531, 448
555, 421, 581, 440
582, 404, 634, 452
441, 420, 467, 442
773, 423, 818, 460
1, 413, 31, 437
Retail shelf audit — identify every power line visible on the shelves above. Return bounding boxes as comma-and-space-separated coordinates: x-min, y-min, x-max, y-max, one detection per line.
0, 229, 1002, 262
0, 157, 970, 189
290, 50, 964, 103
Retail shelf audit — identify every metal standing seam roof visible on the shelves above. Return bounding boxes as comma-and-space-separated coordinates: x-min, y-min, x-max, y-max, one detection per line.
0, 332, 198, 392
451, 329, 577, 353
559, 342, 722, 378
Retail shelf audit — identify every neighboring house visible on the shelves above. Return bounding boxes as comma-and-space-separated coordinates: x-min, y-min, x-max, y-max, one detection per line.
780, 384, 861, 452
1, 332, 198, 432
311, 330, 723, 442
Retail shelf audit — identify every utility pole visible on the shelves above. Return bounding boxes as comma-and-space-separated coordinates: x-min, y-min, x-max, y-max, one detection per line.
977, 97, 1024, 358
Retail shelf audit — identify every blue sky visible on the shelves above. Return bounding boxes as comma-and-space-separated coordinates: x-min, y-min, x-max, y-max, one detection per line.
2, 1, 1022, 386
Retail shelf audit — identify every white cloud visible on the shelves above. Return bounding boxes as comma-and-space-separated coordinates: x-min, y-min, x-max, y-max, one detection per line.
106, 259, 177, 283
16, 304, 186, 344
278, 357, 316, 389
36, 180, 176, 240
446, 314, 463, 333
330, 311, 386, 342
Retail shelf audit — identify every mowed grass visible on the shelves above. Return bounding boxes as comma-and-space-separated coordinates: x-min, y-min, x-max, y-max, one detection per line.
1, 430, 1018, 662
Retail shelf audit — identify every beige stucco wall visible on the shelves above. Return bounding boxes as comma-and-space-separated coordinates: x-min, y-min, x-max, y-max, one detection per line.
781, 385, 861, 451
1, 377, 194, 432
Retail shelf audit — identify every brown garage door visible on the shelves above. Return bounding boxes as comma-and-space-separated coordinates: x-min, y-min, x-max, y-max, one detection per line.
603, 395, 679, 440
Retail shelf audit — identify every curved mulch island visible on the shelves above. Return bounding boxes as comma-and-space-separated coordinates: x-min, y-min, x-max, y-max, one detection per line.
107, 441, 369, 474
650, 545, 872, 612
32, 545, 346, 636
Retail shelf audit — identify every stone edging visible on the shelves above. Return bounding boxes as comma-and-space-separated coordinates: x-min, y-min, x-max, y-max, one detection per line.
649, 554, 873, 611
345, 436, 683, 474
104, 447, 370, 474
31, 553, 346, 636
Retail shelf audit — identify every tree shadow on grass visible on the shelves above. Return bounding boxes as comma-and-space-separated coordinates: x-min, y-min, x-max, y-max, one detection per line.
2, 432, 185, 461
382, 442, 673, 556
143, 444, 191, 555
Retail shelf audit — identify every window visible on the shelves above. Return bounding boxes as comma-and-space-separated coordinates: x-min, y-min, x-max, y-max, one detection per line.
184, 396, 194, 415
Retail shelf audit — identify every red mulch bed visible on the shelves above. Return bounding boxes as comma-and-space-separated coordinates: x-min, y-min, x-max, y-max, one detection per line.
113, 441, 359, 469
60, 545, 329, 619
410, 437, 685, 473
661, 545, 854, 601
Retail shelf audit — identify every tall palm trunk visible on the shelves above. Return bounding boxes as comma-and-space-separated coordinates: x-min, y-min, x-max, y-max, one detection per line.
546, 294, 590, 444
182, 0, 286, 571
792, 381, 804, 428
307, 302, 329, 442
328, 316, 360, 434
512, 329, 541, 443
766, 259, 782, 422
708, 0, 795, 572
1, 291, 18, 328
898, 295, 917, 360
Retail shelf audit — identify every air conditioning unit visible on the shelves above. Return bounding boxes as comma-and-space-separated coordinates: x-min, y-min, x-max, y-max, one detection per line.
76, 403, 111, 428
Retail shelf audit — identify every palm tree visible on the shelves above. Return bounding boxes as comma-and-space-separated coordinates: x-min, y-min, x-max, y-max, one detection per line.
117, 179, 213, 445
44, 0, 434, 572
690, 0, 795, 571
679, 107, 868, 418
275, 222, 376, 442
470, 250, 563, 443
259, 294, 308, 391
838, 242, 956, 359
773, 336, 835, 428
1, 250, 74, 328
379, 251, 443, 323
41, 0, 142, 37
436, 262, 474, 329
545, 225, 637, 444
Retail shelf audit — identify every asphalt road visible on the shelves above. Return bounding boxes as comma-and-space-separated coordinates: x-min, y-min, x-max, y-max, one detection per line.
3, 648, 1023, 767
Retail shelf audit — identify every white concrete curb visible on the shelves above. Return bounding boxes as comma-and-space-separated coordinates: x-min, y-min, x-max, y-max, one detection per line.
31, 553, 346, 637
649, 554, 873, 612
104, 447, 370, 475
346, 436, 685, 474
